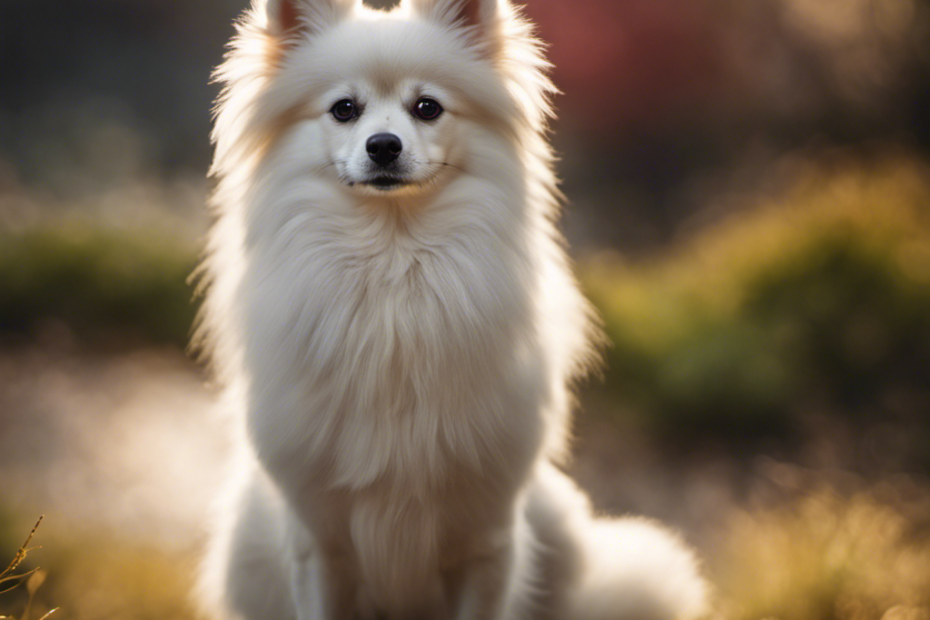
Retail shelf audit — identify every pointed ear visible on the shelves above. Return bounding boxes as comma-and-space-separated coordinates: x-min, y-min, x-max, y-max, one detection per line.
265, 0, 355, 38
407, 0, 500, 36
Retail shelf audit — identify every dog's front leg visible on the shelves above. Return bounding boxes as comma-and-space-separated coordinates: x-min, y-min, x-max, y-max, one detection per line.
454, 516, 541, 620
453, 535, 516, 620
288, 519, 357, 620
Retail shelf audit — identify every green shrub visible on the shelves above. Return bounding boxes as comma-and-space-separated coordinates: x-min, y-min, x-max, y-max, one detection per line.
0, 224, 198, 346
583, 156, 930, 435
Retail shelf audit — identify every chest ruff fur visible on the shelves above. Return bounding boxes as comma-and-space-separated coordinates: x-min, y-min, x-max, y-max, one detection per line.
241, 203, 553, 492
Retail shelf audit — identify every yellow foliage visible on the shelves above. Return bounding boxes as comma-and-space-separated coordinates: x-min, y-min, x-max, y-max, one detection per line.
715, 482, 930, 620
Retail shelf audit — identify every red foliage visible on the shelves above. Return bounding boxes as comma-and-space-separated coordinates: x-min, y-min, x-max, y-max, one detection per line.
524, 0, 730, 131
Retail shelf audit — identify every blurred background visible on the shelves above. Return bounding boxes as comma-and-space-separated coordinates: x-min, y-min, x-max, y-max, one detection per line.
1, 0, 929, 619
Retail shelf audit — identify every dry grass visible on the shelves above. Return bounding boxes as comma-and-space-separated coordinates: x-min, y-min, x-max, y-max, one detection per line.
712, 474, 930, 620
0, 516, 200, 620
0, 517, 56, 620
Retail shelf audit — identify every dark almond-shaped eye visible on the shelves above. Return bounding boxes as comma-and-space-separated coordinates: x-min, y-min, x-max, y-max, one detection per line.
413, 97, 443, 121
331, 99, 358, 122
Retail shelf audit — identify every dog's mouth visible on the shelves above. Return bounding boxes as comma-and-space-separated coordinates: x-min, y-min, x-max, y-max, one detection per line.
342, 173, 427, 196
361, 176, 410, 191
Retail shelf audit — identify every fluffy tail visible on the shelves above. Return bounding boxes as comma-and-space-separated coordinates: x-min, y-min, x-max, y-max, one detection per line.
527, 464, 710, 620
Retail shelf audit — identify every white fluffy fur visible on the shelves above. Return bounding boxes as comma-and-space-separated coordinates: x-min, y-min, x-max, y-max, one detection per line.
196, 0, 709, 618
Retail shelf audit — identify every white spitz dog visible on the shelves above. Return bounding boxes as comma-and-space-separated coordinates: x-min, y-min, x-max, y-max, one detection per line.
196, 0, 709, 619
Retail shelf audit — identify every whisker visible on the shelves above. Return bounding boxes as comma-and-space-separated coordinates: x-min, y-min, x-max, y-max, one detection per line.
436, 161, 466, 173
316, 160, 341, 173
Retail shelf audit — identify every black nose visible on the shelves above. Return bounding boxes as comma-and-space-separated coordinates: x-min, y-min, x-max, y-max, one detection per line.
366, 133, 402, 166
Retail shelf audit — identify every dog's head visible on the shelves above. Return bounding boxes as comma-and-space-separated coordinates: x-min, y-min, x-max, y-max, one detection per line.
213, 0, 554, 200
306, 59, 465, 196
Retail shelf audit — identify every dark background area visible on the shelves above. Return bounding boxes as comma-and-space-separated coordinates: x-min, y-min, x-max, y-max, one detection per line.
3, 0, 927, 247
